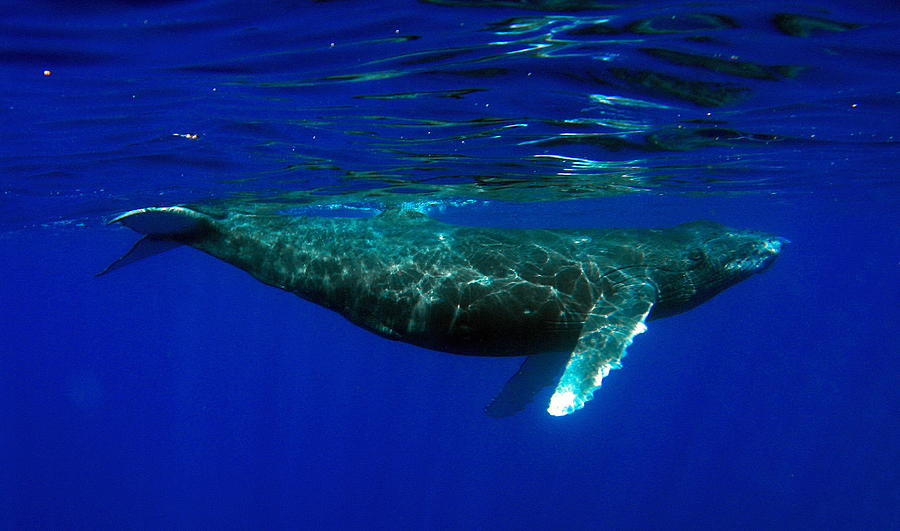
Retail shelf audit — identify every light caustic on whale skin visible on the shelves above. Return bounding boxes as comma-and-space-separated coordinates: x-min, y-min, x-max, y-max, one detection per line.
100, 205, 785, 417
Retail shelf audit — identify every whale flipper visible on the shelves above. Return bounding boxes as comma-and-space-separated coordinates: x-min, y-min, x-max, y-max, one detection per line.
485, 351, 570, 418
547, 280, 656, 416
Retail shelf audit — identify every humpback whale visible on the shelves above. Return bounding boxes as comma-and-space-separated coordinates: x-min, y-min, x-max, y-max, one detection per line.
100, 205, 784, 416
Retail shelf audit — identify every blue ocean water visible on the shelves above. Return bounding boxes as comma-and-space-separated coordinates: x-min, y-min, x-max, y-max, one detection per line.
1, 0, 898, 529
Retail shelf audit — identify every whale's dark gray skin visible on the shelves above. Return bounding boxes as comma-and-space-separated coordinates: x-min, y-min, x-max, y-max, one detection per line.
100, 205, 784, 416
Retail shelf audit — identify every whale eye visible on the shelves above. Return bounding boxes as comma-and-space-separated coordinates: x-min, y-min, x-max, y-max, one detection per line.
687, 248, 705, 262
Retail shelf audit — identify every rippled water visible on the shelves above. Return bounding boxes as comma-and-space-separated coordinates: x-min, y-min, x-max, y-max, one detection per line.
2, 0, 897, 230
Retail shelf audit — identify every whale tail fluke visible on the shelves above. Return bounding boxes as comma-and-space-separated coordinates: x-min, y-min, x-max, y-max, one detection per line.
97, 206, 211, 276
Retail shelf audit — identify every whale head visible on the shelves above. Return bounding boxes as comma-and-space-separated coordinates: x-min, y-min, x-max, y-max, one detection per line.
649, 220, 785, 317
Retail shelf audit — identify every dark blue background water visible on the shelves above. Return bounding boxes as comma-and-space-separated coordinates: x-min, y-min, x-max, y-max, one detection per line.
1, 1, 898, 529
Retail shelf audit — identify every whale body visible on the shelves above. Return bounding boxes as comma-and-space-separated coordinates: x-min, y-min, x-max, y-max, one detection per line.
101, 205, 784, 416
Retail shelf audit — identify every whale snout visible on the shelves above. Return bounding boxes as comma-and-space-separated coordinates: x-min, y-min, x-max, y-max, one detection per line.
764, 236, 789, 254
749, 236, 790, 273
720, 233, 787, 275
755, 236, 787, 273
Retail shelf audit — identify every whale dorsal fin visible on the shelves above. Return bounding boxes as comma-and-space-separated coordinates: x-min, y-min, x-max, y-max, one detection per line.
547, 279, 656, 416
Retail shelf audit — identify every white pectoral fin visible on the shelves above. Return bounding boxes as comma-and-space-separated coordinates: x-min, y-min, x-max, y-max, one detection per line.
547, 281, 655, 416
